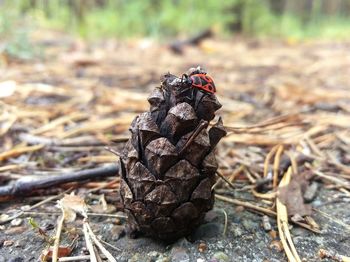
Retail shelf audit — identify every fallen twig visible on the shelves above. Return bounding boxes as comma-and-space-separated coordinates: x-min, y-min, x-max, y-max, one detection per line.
221, 209, 228, 237
216, 171, 236, 190
97, 237, 121, 252
0, 164, 119, 199
312, 169, 350, 190
0, 188, 72, 225
0, 164, 22, 172
215, 193, 320, 233
58, 255, 91, 261
264, 145, 279, 177
85, 221, 118, 261
319, 249, 350, 262
225, 113, 302, 131
52, 215, 65, 262
31, 112, 87, 135
20, 211, 127, 219
83, 220, 97, 262
169, 29, 212, 54
179, 120, 208, 156
19, 133, 128, 147
273, 145, 284, 188
251, 189, 276, 199
0, 144, 44, 162
215, 194, 276, 217
276, 167, 301, 262
87, 178, 120, 193
314, 208, 350, 232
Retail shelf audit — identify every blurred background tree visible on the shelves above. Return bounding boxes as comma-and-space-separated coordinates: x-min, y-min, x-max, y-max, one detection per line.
1, 0, 350, 41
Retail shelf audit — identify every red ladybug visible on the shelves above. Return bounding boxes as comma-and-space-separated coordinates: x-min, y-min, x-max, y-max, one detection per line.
190, 73, 216, 94
182, 73, 216, 94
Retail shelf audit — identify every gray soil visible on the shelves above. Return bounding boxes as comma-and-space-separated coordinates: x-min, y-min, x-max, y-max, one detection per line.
1, 186, 349, 262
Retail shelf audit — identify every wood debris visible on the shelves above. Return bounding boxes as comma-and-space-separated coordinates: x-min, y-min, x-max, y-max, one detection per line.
1, 34, 350, 260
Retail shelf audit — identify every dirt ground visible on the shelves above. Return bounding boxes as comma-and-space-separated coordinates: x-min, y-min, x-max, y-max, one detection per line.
1, 33, 350, 261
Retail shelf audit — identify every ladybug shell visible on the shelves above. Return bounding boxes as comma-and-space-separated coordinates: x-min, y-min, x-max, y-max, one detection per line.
190, 74, 216, 94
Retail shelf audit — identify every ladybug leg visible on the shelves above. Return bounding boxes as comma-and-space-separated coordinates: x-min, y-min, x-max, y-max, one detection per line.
184, 87, 196, 101
181, 74, 192, 86
177, 74, 193, 99
180, 74, 187, 85
177, 86, 191, 96
190, 88, 196, 100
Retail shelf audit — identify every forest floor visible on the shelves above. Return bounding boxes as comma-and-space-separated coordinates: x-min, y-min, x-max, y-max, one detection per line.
1, 32, 350, 261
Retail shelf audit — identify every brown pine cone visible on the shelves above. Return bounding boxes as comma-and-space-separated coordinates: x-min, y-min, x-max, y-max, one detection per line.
119, 67, 226, 241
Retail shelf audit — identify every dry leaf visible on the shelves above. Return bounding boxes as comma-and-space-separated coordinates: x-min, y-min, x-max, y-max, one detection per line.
40, 246, 72, 261
278, 177, 312, 217
57, 194, 88, 222
269, 240, 284, 252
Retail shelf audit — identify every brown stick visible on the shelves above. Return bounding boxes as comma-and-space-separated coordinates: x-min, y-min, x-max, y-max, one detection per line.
0, 164, 119, 199
215, 194, 320, 234
169, 29, 213, 54
216, 171, 236, 190
179, 120, 208, 156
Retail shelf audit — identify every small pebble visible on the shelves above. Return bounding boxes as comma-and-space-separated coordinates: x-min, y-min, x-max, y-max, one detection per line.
269, 240, 283, 252
212, 251, 229, 262
242, 219, 258, 232
111, 225, 124, 241
291, 214, 304, 223
262, 215, 272, 232
81, 247, 89, 255
3, 240, 14, 247
0, 214, 10, 223
314, 236, 324, 245
198, 242, 207, 253
8, 257, 24, 262
216, 241, 225, 250
269, 230, 277, 239
235, 206, 245, 213
170, 247, 189, 262
312, 199, 322, 207
129, 253, 142, 262
191, 223, 223, 240
148, 251, 160, 260
231, 224, 244, 237
293, 236, 303, 245
113, 218, 122, 225
44, 223, 55, 231
304, 182, 319, 202
151, 252, 169, 262
291, 227, 308, 237
11, 218, 23, 227
173, 237, 192, 249
5, 226, 26, 235
20, 205, 31, 211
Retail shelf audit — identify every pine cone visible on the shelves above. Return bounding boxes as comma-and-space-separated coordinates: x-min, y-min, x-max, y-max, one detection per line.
119, 67, 226, 241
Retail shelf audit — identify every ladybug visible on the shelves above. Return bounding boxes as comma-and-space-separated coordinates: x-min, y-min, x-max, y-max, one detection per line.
182, 73, 216, 94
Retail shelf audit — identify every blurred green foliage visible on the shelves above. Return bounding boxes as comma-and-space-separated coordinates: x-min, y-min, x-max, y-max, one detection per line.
0, 2, 40, 60
9, 0, 241, 38
1, 0, 350, 41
